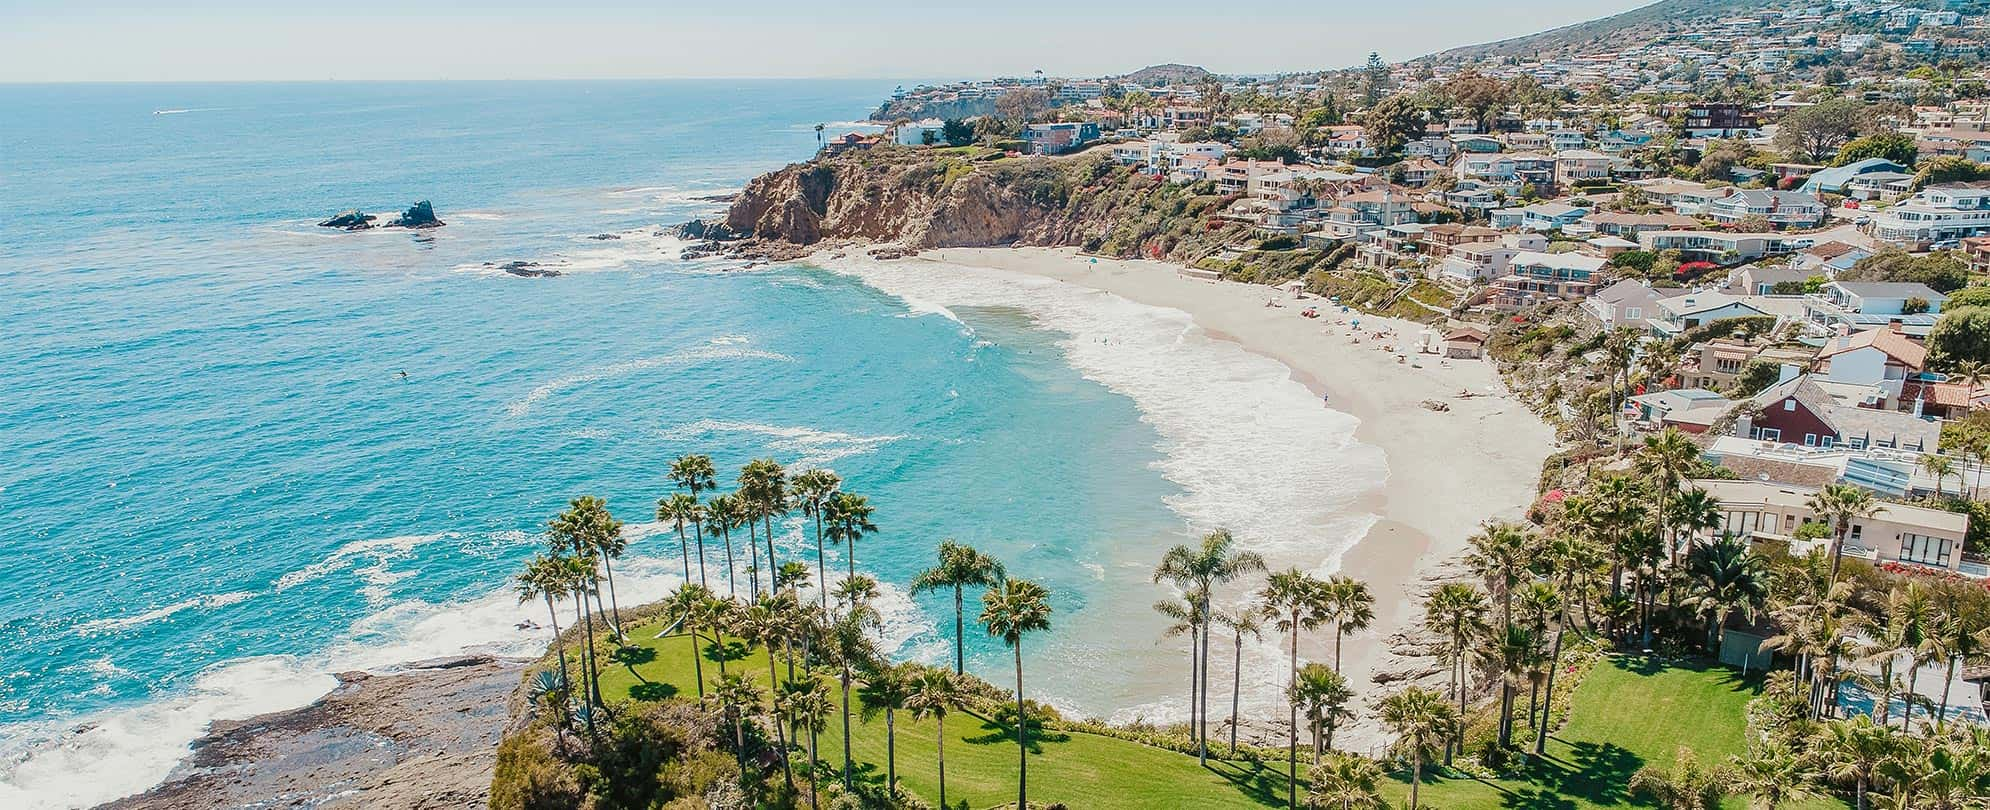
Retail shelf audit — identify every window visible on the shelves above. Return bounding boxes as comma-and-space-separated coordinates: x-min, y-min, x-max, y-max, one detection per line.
1784, 399, 1798, 411
1760, 428, 1782, 441
1805, 433, 1818, 446
1900, 533, 1953, 567
1820, 436, 1834, 448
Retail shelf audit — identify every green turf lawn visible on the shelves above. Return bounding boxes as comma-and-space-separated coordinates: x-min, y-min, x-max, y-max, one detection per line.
590, 627, 1847, 810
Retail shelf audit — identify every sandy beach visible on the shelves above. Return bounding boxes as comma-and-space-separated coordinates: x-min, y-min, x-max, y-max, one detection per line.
909, 246, 1560, 732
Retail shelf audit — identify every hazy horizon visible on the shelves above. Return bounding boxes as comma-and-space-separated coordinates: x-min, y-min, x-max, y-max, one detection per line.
3, 0, 1651, 83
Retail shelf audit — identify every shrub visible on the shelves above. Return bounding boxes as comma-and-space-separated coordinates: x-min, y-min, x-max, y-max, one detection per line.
490, 727, 586, 810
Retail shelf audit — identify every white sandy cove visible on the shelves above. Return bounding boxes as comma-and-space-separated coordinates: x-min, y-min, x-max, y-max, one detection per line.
889, 246, 1558, 746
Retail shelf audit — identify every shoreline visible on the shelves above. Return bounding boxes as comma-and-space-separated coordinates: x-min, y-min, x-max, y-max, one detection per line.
900, 246, 1559, 741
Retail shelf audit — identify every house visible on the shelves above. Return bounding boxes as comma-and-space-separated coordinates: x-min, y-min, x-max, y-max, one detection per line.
1437, 233, 1545, 284
1800, 158, 1910, 195
1804, 281, 1948, 337
1443, 325, 1490, 359
1688, 478, 1969, 573
1964, 236, 1990, 274
1677, 339, 1813, 392
1843, 171, 1917, 202
1553, 150, 1615, 186
1703, 189, 1828, 229
1416, 223, 1502, 257
1581, 211, 1702, 238
822, 131, 883, 155
1547, 129, 1589, 151
1681, 103, 1761, 137
1814, 325, 1927, 397
1518, 202, 1589, 231
1633, 178, 1721, 213
1452, 134, 1504, 154
894, 118, 949, 146
1023, 122, 1101, 155
1319, 189, 1417, 241
1650, 291, 1774, 338
1163, 106, 1212, 130
1739, 374, 1940, 452
1628, 388, 1734, 433
1790, 241, 1872, 275
1725, 264, 1816, 296
1639, 230, 1816, 261
1397, 158, 1449, 186
1585, 279, 1666, 330
1490, 251, 1605, 306
1866, 183, 1990, 249
1899, 379, 1989, 421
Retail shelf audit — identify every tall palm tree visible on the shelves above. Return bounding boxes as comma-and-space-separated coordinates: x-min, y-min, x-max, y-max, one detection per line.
857, 661, 914, 797
556, 553, 604, 730
1807, 483, 1879, 585
1215, 608, 1263, 757
1153, 529, 1268, 763
1930, 594, 1985, 730
739, 595, 796, 789
791, 468, 842, 612
910, 540, 1006, 675
1669, 486, 1724, 561
905, 668, 966, 810
1320, 576, 1375, 675
1467, 522, 1534, 628
656, 493, 702, 585
665, 583, 712, 697
1731, 742, 1818, 810
704, 493, 746, 599
710, 672, 765, 793
1153, 595, 1204, 748
516, 554, 576, 723
1307, 752, 1388, 810
1891, 583, 1939, 729
1821, 716, 1898, 810
778, 676, 833, 810
1683, 534, 1769, 654
979, 576, 1053, 810
669, 454, 719, 587
1378, 686, 1457, 810
740, 458, 789, 598
1602, 326, 1640, 443
1261, 568, 1325, 810
827, 601, 880, 789
1515, 583, 1560, 737
1491, 623, 1541, 750
1638, 427, 1702, 563
1422, 582, 1488, 764
1290, 662, 1354, 761
825, 492, 877, 587
549, 495, 628, 641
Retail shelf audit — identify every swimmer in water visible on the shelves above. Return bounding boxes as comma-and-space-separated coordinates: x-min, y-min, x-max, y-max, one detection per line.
397, 370, 409, 380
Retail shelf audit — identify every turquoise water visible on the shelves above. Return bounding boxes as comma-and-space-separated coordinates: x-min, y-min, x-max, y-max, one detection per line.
0, 81, 1201, 807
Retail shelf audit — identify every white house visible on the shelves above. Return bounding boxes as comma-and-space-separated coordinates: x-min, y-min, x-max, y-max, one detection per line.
1585, 279, 1666, 330
1866, 183, 1990, 249
1703, 189, 1828, 228
1649, 291, 1774, 338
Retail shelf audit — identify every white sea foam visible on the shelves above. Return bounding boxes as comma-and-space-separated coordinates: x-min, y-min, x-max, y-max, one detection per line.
273, 533, 445, 591
507, 344, 794, 417
73, 591, 260, 636
819, 255, 1389, 722
658, 419, 905, 469
450, 227, 701, 276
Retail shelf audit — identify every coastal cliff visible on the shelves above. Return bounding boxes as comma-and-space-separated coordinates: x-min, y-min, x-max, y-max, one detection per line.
713, 146, 1251, 262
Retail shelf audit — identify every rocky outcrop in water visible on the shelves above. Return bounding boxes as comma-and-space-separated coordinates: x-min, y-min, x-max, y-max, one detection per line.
386, 200, 444, 229
317, 210, 377, 230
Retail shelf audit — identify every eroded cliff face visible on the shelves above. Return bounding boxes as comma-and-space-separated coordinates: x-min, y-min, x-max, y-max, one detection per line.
715, 147, 1245, 261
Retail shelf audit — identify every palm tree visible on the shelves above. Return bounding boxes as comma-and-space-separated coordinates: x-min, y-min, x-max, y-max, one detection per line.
1891, 583, 1939, 728
905, 668, 966, 810
704, 493, 746, 599
740, 458, 789, 598
1669, 486, 1724, 561
669, 454, 719, 587
1422, 582, 1488, 764
1919, 453, 1956, 500
710, 672, 766, 793
778, 676, 833, 810
1290, 662, 1354, 761
665, 583, 712, 697
1153, 529, 1267, 763
1602, 326, 1640, 443
1807, 483, 1879, 585
739, 596, 795, 789
516, 554, 576, 723
1467, 522, 1534, 628
910, 540, 1005, 676
1378, 686, 1457, 810
1638, 427, 1701, 562
1319, 575, 1375, 674
1261, 568, 1325, 810
1629, 747, 1725, 810
1731, 742, 1818, 810
549, 495, 627, 641
1822, 716, 1899, 810
1491, 623, 1540, 750
1516, 583, 1560, 737
791, 468, 842, 612
826, 602, 880, 789
1153, 595, 1204, 749
1930, 595, 1984, 730
656, 493, 702, 585
1307, 753, 1388, 810
979, 576, 1053, 810
825, 492, 877, 587
1683, 534, 1769, 654
857, 661, 914, 797
555, 553, 604, 728
1215, 608, 1263, 757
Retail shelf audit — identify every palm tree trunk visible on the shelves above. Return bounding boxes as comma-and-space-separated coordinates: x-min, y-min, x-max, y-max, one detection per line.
600, 555, 624, 642
937, 713, 948, 810
840, 664, 854, 789
721, 527, 737, 599
954, 586, 966, 676
573, 595, 599, 738
807, 726, 820, 810
1287, 620, 1299, 810
746, 517, 762, 598
763, 515, 778, 596
1906, 665, 1921, 729
886, 706, 897, 796
769, 646, 793, 789
1230, 631, 1243, 757
1197, 621, 1210, 765
1536, 624, 1565, 755
689, 619, 706, 698
691, 517, 709, 589
1498, 681, 1515, 749
542, 594, 572, 723
813, 510, 828, 613
1410, 749, 1423, 810
676, 522, 692, 584
1333, 622, 1345, 673
1939, 656, 1958, 729
1015, 645, 1028, 810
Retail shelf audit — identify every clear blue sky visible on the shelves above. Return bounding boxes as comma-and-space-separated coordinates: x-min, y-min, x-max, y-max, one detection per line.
0, 0, 1651, 82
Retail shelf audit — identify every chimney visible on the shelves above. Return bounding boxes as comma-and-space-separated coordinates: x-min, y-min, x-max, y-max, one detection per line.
1888, 321, 1904, 334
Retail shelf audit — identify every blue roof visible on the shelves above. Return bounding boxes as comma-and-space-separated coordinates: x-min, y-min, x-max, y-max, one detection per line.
1802, 158, 1910, 193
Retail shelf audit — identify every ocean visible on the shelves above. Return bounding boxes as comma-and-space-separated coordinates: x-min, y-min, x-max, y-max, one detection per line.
0, 81, 1381, 808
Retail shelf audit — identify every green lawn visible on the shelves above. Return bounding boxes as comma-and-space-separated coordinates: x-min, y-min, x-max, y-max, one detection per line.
586, 627, 1846, 810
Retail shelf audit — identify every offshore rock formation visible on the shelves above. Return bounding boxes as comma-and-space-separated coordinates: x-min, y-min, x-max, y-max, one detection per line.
316, 201, 445, 231
716, 147, 1250, 262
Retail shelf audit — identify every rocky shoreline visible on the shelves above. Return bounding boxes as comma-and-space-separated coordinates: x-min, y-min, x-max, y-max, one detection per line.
99, 655, 527, 810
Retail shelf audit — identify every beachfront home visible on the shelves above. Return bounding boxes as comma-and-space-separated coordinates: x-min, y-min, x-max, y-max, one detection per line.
1628, 388, 1734, 433
1650, 291, 1774, 339
1638, 230, 1816, 261
1804, 281, 1948, 337
1489, 251, 1604, 307
1688, 478, 1969, 573
1677, 339, 1813, 393
1585, 279, 1665, 330
1703, 189, 1828, 229
1436, 233, 1545, 285
1866, 183, 1990, 249
1443, 325, 1490, 359
1318, 189, 1417, 241
894, 118, 949, 146
1023, 122, 1101, 155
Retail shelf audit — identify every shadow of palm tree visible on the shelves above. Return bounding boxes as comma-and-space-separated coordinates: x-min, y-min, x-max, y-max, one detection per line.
1201, 758, 1293, 808
702, 638, 751, 664
960, 716, 1069, 752
630, 682, 678, 701
1520, 740, 1642, 805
